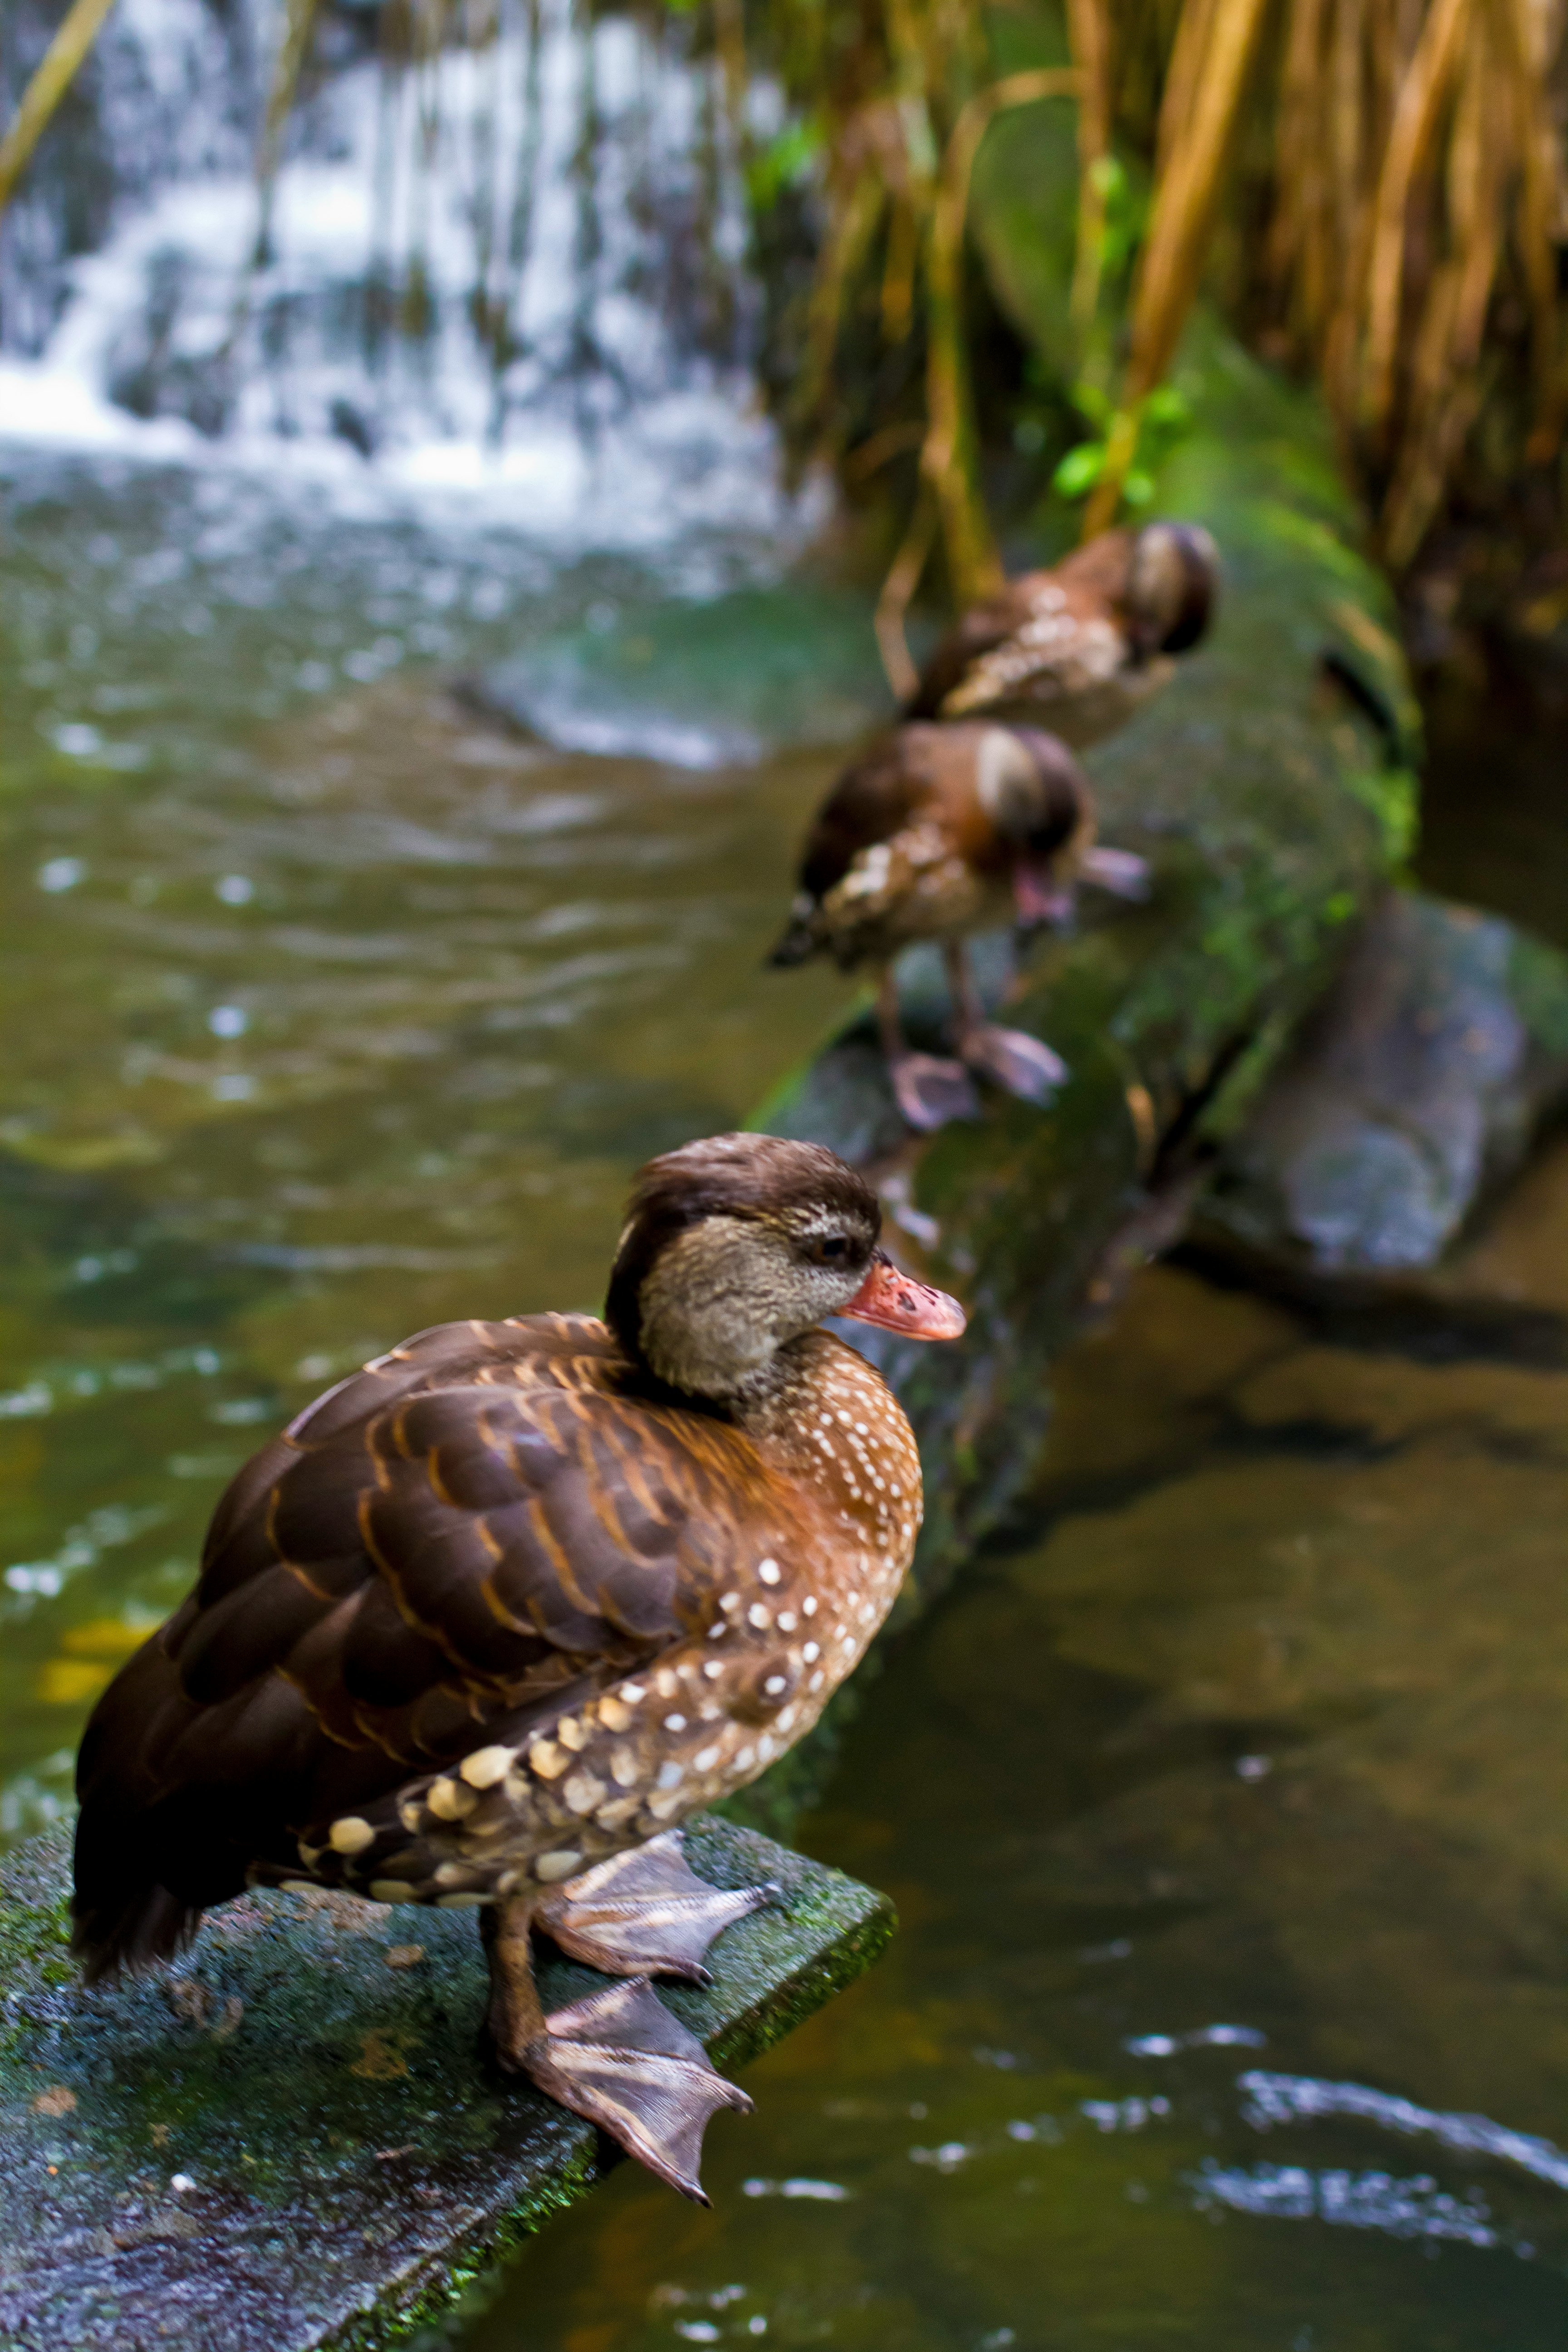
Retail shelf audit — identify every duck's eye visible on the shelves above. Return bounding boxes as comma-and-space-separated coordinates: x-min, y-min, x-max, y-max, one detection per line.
814, 1235, 851, 1263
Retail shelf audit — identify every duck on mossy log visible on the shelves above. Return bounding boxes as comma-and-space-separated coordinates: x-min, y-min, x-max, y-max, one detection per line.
769, 722, 1150, 1129
907, 521, 1220, 740
70, 1134, 964, 2203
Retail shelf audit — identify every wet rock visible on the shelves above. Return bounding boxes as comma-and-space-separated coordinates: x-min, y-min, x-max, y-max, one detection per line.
0, 1818, 892, 2352
1193, 891, 1568, 1286
472, 583, 892, 768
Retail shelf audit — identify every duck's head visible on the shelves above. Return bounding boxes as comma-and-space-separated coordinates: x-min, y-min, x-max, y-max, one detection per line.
1124, 522, 1220, 659
605, 1133, 965, 1405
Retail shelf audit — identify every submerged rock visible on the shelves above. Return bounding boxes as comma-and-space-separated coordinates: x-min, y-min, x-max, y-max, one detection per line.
1195, 892, 1568, 1284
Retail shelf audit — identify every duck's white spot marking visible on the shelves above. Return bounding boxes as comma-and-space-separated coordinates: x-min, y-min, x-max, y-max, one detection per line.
598, 1695, 632, 1732
619, 1681, 646, 1702
495, 1869, 523, 1896
719, 1592, 741, 1613
808, 1671, 825, 1692
563, 1771, 608, 1815
755, 1734, 777, 1763
694, 1744, 722, 1772
279, 1878, 319, 1895
803, 1641, 821, 1663
764, 1675, 787, 1697
703, 1658, 724, 1679
460, 1746, 515, 1791
368, 1879, 415, 1904
803, 1596, 818, 1617
610, 1747, 639, 1787
426, 1778, 475, 1822
436, 1891, 488, 1909
777, 1611, 797, 1631
777, 1704, 799, 1732
655, 1668, 678, 1698
534, 1850, 583, 1882
555, 1717, 587, 1753
663, 1712, 687, 1732
656, 1760, 685, 1792
435, 1862, 472, 1888
748, 1603, 771, 1630
529, 1740, 568, 1780
735, 1745, 756, 1772
329, 1817, 375, 1856
758, 1558, 781, 1584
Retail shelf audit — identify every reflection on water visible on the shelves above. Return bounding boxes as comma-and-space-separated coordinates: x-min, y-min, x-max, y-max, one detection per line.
4, 450, 1568, 2345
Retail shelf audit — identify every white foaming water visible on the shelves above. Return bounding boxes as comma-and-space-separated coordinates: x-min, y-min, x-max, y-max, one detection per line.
0, 0, 813, 557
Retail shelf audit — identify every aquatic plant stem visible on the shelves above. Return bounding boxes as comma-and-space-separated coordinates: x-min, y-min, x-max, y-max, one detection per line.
0, 0, 118, 220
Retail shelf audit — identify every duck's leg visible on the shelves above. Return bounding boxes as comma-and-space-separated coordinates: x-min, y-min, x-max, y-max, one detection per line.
878, 966, 980, 1132
946, 942, 1067, 1104
537, 1830, 780, 1984
480, 1896, 751, 2204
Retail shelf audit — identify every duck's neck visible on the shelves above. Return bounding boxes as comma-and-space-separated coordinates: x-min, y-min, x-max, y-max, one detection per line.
629, 1225, 812, 1410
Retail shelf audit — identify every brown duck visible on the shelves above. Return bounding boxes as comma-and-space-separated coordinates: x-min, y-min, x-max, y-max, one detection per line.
769, 721, 1150, 1130
907, 521, 1219, 744
71, 1135, 964, 2202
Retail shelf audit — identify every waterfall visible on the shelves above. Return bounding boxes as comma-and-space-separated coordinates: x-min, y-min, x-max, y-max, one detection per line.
0, 0, 810, 550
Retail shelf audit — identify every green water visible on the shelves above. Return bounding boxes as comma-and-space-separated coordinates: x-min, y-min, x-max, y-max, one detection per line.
5, 452, 1568, 2349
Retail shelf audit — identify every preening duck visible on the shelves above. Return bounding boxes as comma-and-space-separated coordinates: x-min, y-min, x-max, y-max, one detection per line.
907, 521, 1219, 744
769, 721, 1149, 1131
72, 1134, 965, 2201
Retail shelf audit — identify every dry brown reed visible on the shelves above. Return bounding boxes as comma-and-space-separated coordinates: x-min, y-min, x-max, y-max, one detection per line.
768, 0, 1568, 607
0, 0, 120, 220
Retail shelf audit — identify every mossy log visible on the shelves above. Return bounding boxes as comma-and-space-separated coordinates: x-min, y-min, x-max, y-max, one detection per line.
0, 1819, 892, 2352
736, 331, 1420, 1829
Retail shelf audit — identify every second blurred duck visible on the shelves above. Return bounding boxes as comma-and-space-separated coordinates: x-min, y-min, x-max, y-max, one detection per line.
769, 721, 1148, 1131
906, 521, 1219, 745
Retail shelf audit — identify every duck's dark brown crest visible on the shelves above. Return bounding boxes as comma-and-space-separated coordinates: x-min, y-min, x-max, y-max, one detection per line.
604, 1134, 881, 1368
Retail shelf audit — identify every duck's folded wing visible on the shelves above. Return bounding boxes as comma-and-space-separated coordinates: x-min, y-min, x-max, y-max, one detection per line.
905, 582, 1035, 718
72, 1318, 750, 1952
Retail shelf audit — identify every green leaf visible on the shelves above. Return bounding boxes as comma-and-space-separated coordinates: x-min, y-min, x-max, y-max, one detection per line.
1053, 442, 1106, 498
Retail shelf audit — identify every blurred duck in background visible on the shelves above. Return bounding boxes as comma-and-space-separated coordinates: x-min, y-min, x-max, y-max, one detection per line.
769, 722, 1149, 1131
906, 521, 1219, 745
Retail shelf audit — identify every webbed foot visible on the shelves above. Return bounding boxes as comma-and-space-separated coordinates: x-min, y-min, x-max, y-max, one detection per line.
524, 1975, 753, 2203
1081, 845, 1152, 901
538, 1830, 779, 1984
887, 1049, 982, 1131
959, 1022, 1067, 1105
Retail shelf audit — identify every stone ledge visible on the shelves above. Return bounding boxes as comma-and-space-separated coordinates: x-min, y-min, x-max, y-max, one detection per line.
0, 1817, 893, 2352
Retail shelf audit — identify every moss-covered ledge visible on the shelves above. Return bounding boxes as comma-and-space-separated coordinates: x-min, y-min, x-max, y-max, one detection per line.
0, 1818, 892, 2352
733, 335, 1416, 1833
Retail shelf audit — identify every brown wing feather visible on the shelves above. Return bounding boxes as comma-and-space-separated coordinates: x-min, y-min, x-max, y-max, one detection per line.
796, 730, 931, 901
70, 1313, 764, 1977
905, 581, 1038, 719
